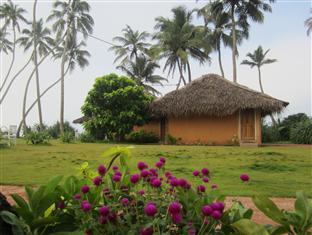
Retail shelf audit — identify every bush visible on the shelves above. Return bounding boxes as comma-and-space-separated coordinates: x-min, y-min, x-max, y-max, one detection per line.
47, 121, 76, 139
165, 133, 178, 144
290, 120, 312, 144
79, 132, 95, 143
60, 131, 75, 143
25, 130, 50, 145
278, 113, 309, 141
127, 130, 159, 143
261, 124, 281, 143
6, 147, 312, 235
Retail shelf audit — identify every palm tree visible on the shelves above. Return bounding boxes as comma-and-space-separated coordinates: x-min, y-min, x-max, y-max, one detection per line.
109, 25, 150, 65
241, 46, 277, 125
117, 55, 167, 95
154, 6, 210, 89
0, 0, 27, 92
18, 17, 54, 127
0, 29, 13, 54
305, 16, 312, 36
210, 0, 275, 83
47, 0, 94, 134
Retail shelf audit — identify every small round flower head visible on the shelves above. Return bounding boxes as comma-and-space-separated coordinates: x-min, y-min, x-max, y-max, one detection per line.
140, 227, 153, 235
178, 178, 187, 187
149, 168, 157, 176
169, 201, 182, 214
159, 156, 166, 163
130, 173, 140, 184
73, 193, 81, 200
170, 177, 179, 187
138, 189, 145, 196
151, 178, 161, 187
120, 185, 129, 191
103, 187, 110, 195
193, 170, 200, 177
99, 215, 108, 225
93, 176, 102, 186
197, 185, 206, 193
112, 174, 121, 182
81, 200, 91, 211
201, 168, 210, 176
99, 205, 110, 216
204, 218, 210, 225
211, 210, 222, 220
115, 171, 122, 176
203, 176, 209, 183
81, 185, 90, 194
201, 205, 213, 216
112, 166, 119, 171
97, 164, 106, 175
57, 200, 65, 209
211, 184, 218, 189
165, 171, 172, 178
240, 173, 250, 182
121, 197, 129, 206
144, 202, 157, 216
141, 170, 149, 178
171, 212, 183, 224
184, 182, 192, 190
155, 161, 163, 168
188, 228, 196, 235
108, 212, 117, 222
138, 161, 147, 170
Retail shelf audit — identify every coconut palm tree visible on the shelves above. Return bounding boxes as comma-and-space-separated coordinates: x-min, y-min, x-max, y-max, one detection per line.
0, 29, 13, 54
47, 0, 94, 134
241, 46, 277, 125
110, 25, 150, 65
210, 0, 275, 83
18, 18, 54, 127
117, 55, 167, 95
154, 6, 211, 89
0, 0, 27, 92
305, 16, 312, 36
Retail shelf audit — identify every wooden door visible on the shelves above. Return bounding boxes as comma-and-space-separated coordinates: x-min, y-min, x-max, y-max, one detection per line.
241, 109, 255, 141
160, 118, 167, 142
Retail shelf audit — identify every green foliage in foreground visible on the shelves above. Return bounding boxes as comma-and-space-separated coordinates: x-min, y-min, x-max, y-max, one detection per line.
1, 147, 311, 235
1, 139, 311, 197
25, 130, 50, 145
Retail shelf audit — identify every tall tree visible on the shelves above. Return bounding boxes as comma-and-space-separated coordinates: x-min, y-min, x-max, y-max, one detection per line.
0, 0, 27, 92
117, 55, 167, 95
210, 0, 275, 83
109, 25, 150, 65
305, 16, 312, 36
0, 29, 13, 53
154, 6, 210, 89
241, 45, 277, 124
47, 0, 94, 134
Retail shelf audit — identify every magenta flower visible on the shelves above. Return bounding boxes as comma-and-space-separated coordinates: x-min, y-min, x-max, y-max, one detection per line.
115, 171, 122, 176
112, 174, 121, 182
140, 227, 153, 235
171, 212, 183, 223
170, 177, 179, 187
201, 205, 213, 216
121, 197, 130, 206
165, 171, 172, 178
144, 202, 157, 216
197, 185, 206, 193
97, 164, 106, 175
81, 200, 91, 212
149, 168, 157, 176
93, 176, 102, 186
204, 218, 210, 225
112, 166, 119, 171
73, 193, 81, 200
193, 170, 200, 177
108, 212, 117, 222
188, 228, 196, 235
201, 168, 210, 175
138, 189, 145, 195
99, 205, 110, 216
155, 161, 163, 168
211, 210, 222, 220
151, 178, 161, 187
240, 173, 250, 182
169, 201, 182, 214
130, 173, 140, 184
211, 184, 218, 189
138, 161, 147, 170
103, 188, 110, 195
203, 176, 209, 183
159, 156, 166, 163
81, 185, 90, 194
57, 200, 65, 209
99, 215, 108, 225
140, 170, 149, 178
178, 178, 187, 187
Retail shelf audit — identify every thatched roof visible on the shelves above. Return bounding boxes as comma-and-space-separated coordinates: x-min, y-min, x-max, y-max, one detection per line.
149, 74, 288, 117
73, 116, 88, 124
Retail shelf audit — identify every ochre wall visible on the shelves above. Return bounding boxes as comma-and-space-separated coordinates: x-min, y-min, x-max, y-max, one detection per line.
167, 114, 239, 145
255, 111, 262, 145
133, 121, 160, 137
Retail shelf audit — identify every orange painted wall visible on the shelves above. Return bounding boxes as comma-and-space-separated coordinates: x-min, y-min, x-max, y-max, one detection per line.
133, 121, 160, 137
167, 114, 239, 145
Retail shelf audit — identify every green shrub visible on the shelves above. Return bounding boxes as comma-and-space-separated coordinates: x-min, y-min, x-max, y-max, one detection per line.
165, 133, 178, 145
262, 124, 281, 143
278, 113, 309, 141
25, 130, 50, 145
60, 131, 75, 143
290, 120, 312, 144
47, 121, 75, 139
79, 132, 95, 143
127, 130, 159, 143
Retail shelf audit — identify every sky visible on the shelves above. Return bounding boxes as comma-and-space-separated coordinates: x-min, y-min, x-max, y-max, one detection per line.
0, 0, 311, 131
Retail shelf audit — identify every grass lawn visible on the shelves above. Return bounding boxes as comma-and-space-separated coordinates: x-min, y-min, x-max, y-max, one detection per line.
1, 139, 311, 197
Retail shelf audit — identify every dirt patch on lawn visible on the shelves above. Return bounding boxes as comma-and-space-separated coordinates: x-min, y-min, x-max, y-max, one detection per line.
1, 185, 295, 225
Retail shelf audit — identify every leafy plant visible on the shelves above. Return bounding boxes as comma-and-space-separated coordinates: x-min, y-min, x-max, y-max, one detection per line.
79, 132, 95, 143
60, 131, 75, 143
47, 121, 75, 139
165, 134, 178, 145
25, 130, 50, 145
290, 120, 312, 144
126, 129, 159, 143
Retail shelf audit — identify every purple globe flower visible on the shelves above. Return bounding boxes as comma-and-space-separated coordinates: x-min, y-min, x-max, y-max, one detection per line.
140, 227, 153, 235
178, 178, 187, 187
204, 218, 210, 225
57, 200, 65, 209
155, 161, 163, 168
159, 156, 166, 163
165, 171, 172, 178
97, 164, 106, 175
81, 200, 91, 212
73, 193, 81, 200
112, 166, 119, 171
115, 171, 122, 176
240, 173, 250, 182
93, 176, 102, 186
203, 176, 209, 183
112, 174, 121, 182
141, 170, 149, 178
201, 205, 213, 216
130, 173, 140, 184
121, 197, 130, 206
171, 212, 183, 224
99, 205, 110, 216
197, 185, 206, 193
144, 202, 157, 216
149, 168, 157, 176
138, 161, 147, 170
211, 210, 222, 220
211, 201, 225, 211
193, 170, 200, 177
81, 185, 90, 194
99, 215, 108, 225
138, 189, 145, 195
170, 177, 179, 187
169, 201, 182, 214
188, 228, 196, 235
211, 184, 218, 189
103, 188, 110, 195
201, 168, 210, 176
151, 178, 161, 187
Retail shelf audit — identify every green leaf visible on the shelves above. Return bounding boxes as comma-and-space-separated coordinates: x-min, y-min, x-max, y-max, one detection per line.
252, 195, 286, 225
64, 175, 79, 195
232, 219, 269, 235
25, 185, 34, 201
30, 216, 58, 230
37, 192, 59, 216
30, 186, 46, 216
45, 175, 63, 194
11, 194, 29, 211
0, 211, 25, 235
294, 191, 312, 231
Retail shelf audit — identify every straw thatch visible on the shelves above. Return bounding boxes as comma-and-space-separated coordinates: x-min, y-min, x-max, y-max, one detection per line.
149, 74, 288, 117
73, 116, 88, 124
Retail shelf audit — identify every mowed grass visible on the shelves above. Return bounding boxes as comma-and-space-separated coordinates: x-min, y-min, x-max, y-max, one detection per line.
1, 139, 311, 197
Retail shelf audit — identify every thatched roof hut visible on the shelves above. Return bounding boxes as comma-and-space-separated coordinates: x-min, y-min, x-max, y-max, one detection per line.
149, 74, 288, 118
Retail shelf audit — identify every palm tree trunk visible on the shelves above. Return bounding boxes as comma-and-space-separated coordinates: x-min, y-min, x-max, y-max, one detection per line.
257, 67, 264, 93
33, 0, 43, 128
217, 43, 225, 78
0, 26, 16, 93
60, 54, 66, 135
186, 61, 192, 83
22, 65, 35, 134
231, 5, 237, 83
177, 59, 186, 87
